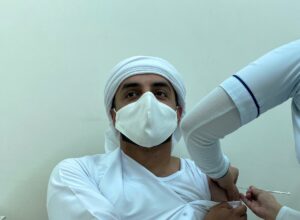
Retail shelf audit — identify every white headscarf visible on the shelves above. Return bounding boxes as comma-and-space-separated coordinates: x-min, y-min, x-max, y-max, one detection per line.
104, 56, 186, 152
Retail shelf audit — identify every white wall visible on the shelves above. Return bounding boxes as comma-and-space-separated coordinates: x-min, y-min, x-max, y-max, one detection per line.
1, 1, 300, 219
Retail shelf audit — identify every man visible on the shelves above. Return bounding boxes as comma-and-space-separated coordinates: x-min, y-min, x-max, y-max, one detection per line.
180, 39, 300, 219
47, 56, 246, 219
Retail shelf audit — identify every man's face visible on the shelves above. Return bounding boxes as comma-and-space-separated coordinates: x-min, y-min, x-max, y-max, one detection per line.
111, 74, 182, 124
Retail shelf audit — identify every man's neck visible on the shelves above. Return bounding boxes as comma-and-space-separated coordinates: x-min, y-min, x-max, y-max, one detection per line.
120, 139, 180, 177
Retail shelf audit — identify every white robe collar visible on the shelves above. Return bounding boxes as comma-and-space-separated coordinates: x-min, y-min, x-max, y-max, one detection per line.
99, 148, 217, 219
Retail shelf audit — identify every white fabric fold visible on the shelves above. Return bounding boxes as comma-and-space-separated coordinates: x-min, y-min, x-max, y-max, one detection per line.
99, 148, 239, 219
48, 146, 234, 220
276, 206, 300, 220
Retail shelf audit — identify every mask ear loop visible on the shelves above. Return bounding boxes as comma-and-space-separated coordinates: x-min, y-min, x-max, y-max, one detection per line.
175, 106, 181, 124
111, 108, 118, 127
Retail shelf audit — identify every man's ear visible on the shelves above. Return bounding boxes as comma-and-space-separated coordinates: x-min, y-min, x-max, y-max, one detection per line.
176, 106, 183, 124
110, 109, 116, 126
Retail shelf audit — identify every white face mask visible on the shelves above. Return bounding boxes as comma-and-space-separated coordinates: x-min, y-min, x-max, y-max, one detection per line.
114, 92, 178, 148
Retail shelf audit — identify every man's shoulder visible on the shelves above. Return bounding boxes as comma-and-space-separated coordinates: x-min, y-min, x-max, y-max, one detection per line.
51, 152, 113, 180
178, 156, 196, 168
57, 153, 107, 168
179, 157, 206, 176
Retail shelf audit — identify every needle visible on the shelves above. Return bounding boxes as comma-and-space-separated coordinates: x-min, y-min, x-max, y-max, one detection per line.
238, 186, 291, 195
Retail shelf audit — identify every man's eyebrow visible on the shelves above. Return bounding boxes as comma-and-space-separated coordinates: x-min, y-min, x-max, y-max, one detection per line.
120, 82, 141, 90
151, 82, 172, 91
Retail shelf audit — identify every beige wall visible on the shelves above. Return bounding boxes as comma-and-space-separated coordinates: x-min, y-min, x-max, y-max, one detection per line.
1, 1, 300, 219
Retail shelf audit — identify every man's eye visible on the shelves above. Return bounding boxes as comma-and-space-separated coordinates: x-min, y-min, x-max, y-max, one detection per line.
126, 91, 139, 98
155, 91, 168, 98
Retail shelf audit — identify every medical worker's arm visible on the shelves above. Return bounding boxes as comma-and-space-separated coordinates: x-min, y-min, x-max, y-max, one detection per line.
47, 159, 120, 220
181, 39, 300, 200
276, 206, 300, 220
180, 86, 241, 200
241, 186, 300, 220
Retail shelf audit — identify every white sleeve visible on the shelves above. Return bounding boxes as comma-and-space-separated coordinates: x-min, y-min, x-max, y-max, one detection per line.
223, 39, 300, 163
47, 159, 120, 220
292, 96, 300, 163
180, 87, 241, 179
181, 39, 300, 178
276, 206, 300, 220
